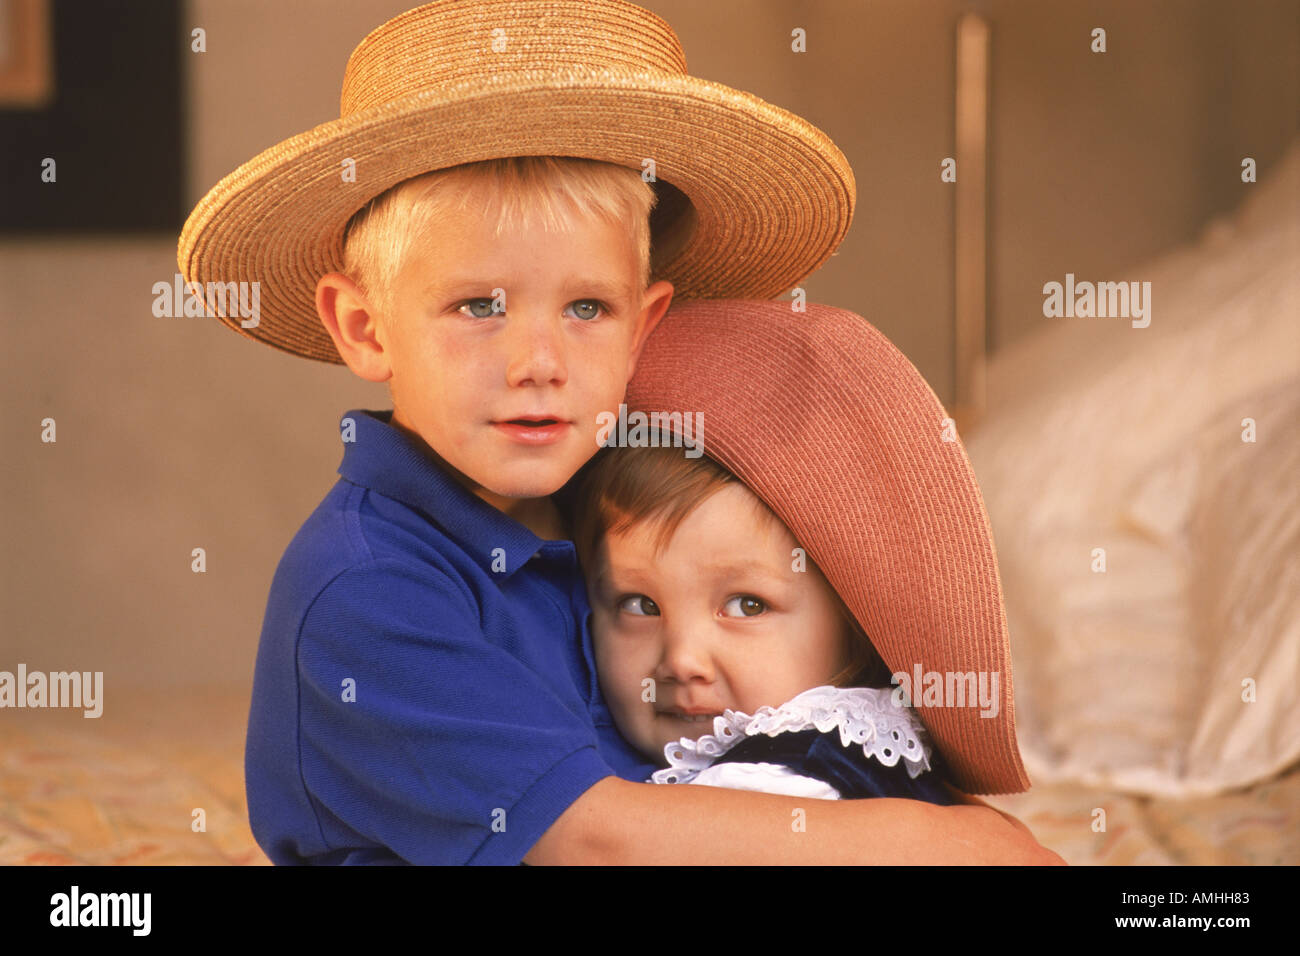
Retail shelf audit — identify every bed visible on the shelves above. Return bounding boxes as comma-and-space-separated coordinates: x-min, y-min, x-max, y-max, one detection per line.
3, 139, 1295, 868
972, 138, 1300, 863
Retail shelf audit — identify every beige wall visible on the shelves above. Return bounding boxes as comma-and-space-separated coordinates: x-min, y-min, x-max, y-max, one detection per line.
641, 0, 1298, 380
1, 0, 1294, 689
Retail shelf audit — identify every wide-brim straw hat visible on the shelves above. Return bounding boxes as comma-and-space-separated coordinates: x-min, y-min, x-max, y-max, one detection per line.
177, 0, 856, 364
623, 299, 1031, 795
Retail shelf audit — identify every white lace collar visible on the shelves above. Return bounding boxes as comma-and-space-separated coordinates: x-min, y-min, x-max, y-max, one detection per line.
651, 685, 934, 785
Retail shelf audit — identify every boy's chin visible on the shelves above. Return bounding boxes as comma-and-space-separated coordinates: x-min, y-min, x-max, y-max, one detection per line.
483, 445, 594, 492
475, 468, 572, 501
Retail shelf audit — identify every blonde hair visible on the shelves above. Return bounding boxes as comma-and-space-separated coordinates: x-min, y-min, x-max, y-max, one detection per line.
342, 156, 657, 320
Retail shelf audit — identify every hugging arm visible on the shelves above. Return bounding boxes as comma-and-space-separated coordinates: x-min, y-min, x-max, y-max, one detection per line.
939, 780, 1044, 843
525, 776, 1067, 865
292, 560, 1058, 864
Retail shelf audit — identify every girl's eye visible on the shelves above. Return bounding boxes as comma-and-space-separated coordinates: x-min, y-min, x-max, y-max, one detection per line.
457, 298, 500, 319
617, 594, 660, 616
567, 299, 606, 321
722, 595, 766, 618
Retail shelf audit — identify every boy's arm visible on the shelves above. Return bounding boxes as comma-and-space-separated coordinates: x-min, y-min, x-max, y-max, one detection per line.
525, 777, 1066, 865
939, 779, 1038, 841
291, 561, 621, 865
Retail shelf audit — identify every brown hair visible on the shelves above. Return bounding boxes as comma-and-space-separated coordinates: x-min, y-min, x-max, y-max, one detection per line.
564, 440, 893, 688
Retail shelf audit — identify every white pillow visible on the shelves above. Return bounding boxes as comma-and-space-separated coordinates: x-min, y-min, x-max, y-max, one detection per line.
963, 140, 1300, 797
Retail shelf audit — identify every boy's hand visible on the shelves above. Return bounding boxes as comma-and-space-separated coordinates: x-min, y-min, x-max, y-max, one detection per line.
525, 777, 1067, 865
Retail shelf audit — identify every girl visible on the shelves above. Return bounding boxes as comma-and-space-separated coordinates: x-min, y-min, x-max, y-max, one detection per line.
571, 442, 958, 802
562, 297, 1033, 805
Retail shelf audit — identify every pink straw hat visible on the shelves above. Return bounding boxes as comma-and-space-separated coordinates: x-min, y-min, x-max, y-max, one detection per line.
623, 299, 1031, 795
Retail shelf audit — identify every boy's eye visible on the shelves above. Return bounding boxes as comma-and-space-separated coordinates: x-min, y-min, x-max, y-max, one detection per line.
456, 299, 607, 319
566, 299, 607, 321
617, 594, 660, 616
457, 298, 500, 319
722, 595, 766, 618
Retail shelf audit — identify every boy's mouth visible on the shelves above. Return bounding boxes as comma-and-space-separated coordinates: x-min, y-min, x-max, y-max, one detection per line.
493, 417, 571, 445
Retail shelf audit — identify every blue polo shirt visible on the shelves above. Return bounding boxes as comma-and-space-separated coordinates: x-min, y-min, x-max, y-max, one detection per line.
245, 408, 656, 865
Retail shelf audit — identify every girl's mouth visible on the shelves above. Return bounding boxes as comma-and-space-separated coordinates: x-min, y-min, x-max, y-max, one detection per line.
660, 711, 722, 723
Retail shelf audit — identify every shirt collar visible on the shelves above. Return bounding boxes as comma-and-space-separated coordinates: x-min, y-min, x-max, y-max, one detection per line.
336, 409, 555, 579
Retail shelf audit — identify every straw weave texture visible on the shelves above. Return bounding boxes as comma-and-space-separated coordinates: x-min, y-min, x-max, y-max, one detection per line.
178, 0, 855, 363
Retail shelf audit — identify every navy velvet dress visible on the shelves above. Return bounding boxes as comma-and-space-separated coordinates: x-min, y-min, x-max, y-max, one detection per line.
709, 726, 958, 805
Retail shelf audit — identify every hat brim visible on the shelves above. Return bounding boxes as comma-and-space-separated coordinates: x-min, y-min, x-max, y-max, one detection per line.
624, 299, 1032, 795
178, 69, 855, 363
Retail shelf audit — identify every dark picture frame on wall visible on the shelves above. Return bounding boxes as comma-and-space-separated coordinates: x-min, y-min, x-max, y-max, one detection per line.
0, 0, 185, 234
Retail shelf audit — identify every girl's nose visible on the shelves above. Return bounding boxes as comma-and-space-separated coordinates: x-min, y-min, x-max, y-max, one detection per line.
654, 620, 716, 685
504, 310, 568, 388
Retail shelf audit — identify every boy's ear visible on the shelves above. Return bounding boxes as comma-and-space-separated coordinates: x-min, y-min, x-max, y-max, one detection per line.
626, 280, 674, 380
316, 272, 392, 383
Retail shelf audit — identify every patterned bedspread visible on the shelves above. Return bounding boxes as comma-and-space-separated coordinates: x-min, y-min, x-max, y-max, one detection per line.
2, 686, 1295, 865
985, 772, 1300, 865
1, 687, 266, 865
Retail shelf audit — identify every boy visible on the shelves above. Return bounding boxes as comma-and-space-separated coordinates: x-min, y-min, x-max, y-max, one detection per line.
181, 1, 1061, 864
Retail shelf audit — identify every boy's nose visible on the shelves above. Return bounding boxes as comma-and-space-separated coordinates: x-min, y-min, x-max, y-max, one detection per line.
503, 312, 568, 388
